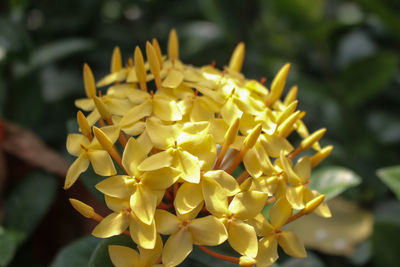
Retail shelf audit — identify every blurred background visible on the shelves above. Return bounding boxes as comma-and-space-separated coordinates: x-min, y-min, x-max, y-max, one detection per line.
0, 0, 400, 266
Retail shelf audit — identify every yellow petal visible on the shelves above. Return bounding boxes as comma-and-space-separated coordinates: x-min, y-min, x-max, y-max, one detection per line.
66, 134, 90, 157
203, 170, 240, 196
138, 150, 173, 171
154, 209, 180, 235
121, 121, 146, 136
174, 150, 201, 184
162, 230, 192, 267
64, 155, 89, 189
294, 156, 311, 181
279, 151, 302, 185
246, 213, 275, 236
174, 182, 203, 214
286, 186, 305, 210
201, 178, 230, 217
221, 98, 243, 126
162, 69, 184, 88
130, 185, 158, 225
119, 100, 152, 128
142, 167, 181, 190
139, 234, 163, 266
256, 236, 279, 267
153, 95, 182, 121
146, 118, 179, 150
243, 146, 263, 178
87, 150, 117, 176
92, 212, 129, 238
122, 137, 146, 176
137, 130, 153, 155
75, 98, 95, 111
109, 245, 140, 267
229, 191, 268, 220
104, 195, 130, 213
260, 134, 293, 158
278, 231, 307, 258
228, 220, 258, 257
130, 214, 157, 249
190, 215, 228, 246
270, 198, 292, 230
95, 175, 133, 198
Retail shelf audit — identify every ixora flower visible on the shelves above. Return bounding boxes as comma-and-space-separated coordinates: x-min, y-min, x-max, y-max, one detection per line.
66, 29, 334, 267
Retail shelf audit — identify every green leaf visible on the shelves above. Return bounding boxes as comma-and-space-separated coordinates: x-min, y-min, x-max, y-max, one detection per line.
88, 234, 136, 267
309, 166, 361, 200
50, 236, 101, 267
0, 226, 17, 266
29, 38, 94, 70
377, 165, 400, 200
340, 51, 399, 107
3, 171, 57, 245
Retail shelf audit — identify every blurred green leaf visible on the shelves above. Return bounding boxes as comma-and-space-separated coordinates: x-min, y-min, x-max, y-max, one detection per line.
280, 251, 325, 267
309, 166, 361, 200
88, 234, 136, 267
377, 165, 400, 200
3, 171, 57, 245
29, 38, 95, 70
181, 245, 238, 267
0, 226, 16, 266
372, 202, 400, 267
340, 51, 398, 107
50, 236, 100, 267
0, 18, 31, 61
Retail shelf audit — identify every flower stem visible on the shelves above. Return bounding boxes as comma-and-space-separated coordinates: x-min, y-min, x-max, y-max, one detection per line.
197, 245, 239, 264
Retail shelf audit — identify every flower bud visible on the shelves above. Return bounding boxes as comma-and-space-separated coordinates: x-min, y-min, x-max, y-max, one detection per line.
94, 96, 112, 120
277, 110, 300, 137
284, 85, 298, 105
93, 126, 114, 151
69, 198, 95, 218
300, 128, 326, 150
111, 46, 122, 73
83, 63, 96, 99
266, 63, 290, 106
224, 117, 240, 145
229, 42, 245, 72
134, 46, 147, 84
243, 123, 262, 151
152, 38, 163, 69
168, 29, 179, 62
310, 145, 333, 167
77, 111, 91, 138
304, 194, 325, 214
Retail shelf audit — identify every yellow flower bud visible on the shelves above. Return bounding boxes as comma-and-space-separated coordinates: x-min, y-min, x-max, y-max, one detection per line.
300, 128, 326, 150
111, 46, 122, 73
284, 85, 298, 105
152, 38, 163, 69
239, 255, 256, 266
304, 194, 325, 214
83, 63, 96, 99
224, 117, 240, 145
243, 123, 262, 151
277, 110, 300, 137
277, 100, 298, 124
266, 63, 291, 106
93, 126, 113, 151
228, 42, 245, 72
93, 96, 112, 120
69, 198, 95, 218
146, 41, 161, 89
310, 145, 333, 168
168, 28, 179, 62
77, 111, 91, 138
134, 46, 147, 85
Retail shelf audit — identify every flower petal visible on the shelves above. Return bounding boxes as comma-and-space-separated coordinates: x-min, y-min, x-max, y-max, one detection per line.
130, 214, 157, 249
269, 198, 292, 230
294, 156, 311, 181
66, 134, 89, 156
95, 175, 133, 198
92, 212, 129, 238
130, 185, 158, 225
154, 209, 180, 235
278, 231, 307, 258
139, 234, 163, 266
228, 220, 258, 257
162, 230, 193, 267
153, 95, 182, 122
162, 69, 184, 88
142, 167, 181, 190
256, 236, 279, 267
203, 170, 240, 196
146, 118, 179, 150
286, 186, 305, 210
174, 150, 200, 183
122, 137, 146, 176
229, 191, 268, 220
189, 215, 228, 246
88, 150, 116, 176
201, 178, 230, 217
64, 155, 89, 189
174, 182, 203, 214
108, 245, 140, 267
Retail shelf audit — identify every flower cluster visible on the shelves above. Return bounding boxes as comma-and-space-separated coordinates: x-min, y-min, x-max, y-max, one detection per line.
66, 29, 333, 267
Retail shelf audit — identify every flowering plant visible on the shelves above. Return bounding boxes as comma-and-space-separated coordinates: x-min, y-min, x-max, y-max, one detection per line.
66, 29, 332, 267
